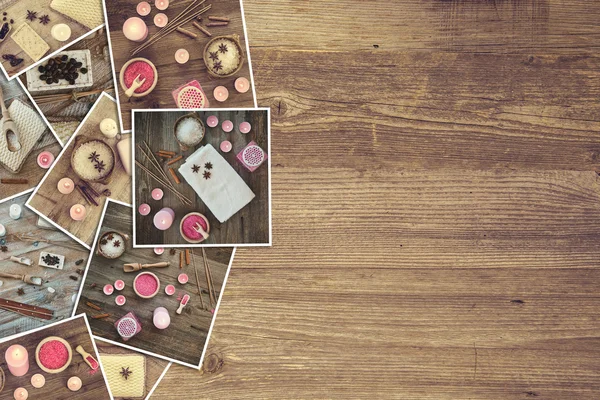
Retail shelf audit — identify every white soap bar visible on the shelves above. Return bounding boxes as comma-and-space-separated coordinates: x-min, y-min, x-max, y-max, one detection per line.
11, 23, 50, 62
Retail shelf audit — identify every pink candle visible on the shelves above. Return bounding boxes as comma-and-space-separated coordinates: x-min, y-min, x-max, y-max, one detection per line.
154, 12, 168, 27
37, 151, 54, 169
153, 208, 175, 230
115, 295, 126, 306
5, 345, 29, 376
123, 17, 148, 42
239, 121, 251, 134
206, 115, 218, 127
220, 140, 232, 153
70, 204, 86, 221
13, 388, 28, 400
234, 77, 250, 93
103, 284, 114, 295
153, 307, 170, 329
57, 177, 74, 194
154, 247, 164, 255
67, 377, 82, 392
178, 273, 188, 284
136, 1, 151, 16
151, 188, 164, 200
31, 374, 45, 389
138, 203, 151, 215
155, 0, 169, 10
222, 120, 233, 132
114, 280, 125, 291
175, 49, 189, 64
164, 284, 175, 295
213, 86, 229, 102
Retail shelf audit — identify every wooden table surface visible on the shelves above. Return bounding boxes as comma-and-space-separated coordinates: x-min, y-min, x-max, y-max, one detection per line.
76, 201, 232, 366
152, 0, 600, 399
0, 193, 89, 339
0, 0, 96, 78
105, 0, 255, 132
0, 315, 111, 399
133, 109, 269, 246
27, 93, 132, 249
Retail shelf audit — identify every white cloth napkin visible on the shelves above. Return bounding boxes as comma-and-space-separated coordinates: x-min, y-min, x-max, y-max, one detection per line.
179, 144, 255, 223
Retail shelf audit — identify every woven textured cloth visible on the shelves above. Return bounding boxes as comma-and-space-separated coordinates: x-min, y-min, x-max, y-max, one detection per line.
100, 353, 146, 398
50, 0, 104, 30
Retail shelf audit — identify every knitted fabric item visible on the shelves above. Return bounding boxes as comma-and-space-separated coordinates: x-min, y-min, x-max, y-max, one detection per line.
100, 353, 146, 398
50, 0, 104, 30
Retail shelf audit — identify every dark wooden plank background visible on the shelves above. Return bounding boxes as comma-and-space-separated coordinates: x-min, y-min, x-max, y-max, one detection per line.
152, 0, 600, 398
104, 0, 255, 132
0, 315, 111, 399
133, 109, 269, 246
76, 201, 232, 366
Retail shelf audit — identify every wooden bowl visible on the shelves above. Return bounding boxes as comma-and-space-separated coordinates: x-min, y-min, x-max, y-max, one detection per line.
174, 113, 205, 151
119, 57, 158, 97
203, 35, 244, 78
35, 336, 73, 374
97, 230, 129, 259
71, 136, 116, 184
0, 365, 4, 394
180, 212, 210, 244
133, 272, 160, 299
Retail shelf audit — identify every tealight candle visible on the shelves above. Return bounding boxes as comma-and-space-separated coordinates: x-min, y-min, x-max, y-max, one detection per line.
213, 86, 229, 102
136, 1, 151, 16
70, 204, 86, 221
155, 0, 169, 10
222, 120, 233, 132
175, 49, 189, 64
234, 77, 250, 93
178, 273, 188, 284
114, 280, 125, 291
206, 115, 218, 127
37, 151, 54, 169
151, 188, 164, 200
99, 118, 119, 138
154, 247, 164, 255
153, 208, 175, 230
57, 177, 75, 194
67, 376, 82, 392
9, 204, 22, 220
239, 121, 251, 134
103, 284, 114, 295
138, 203, 151, 216
13, 387, 28, 399
5, 345, 29, 376
164, 284, 175, 295
115, 295, 126, 306
220, 140, 232, 153
154, 12, 168, 27
123, 17, 148, 42
0, 223, 5, 237
50, 24, 71, 42
31, 374, 45, 389
153, 307, 170, 329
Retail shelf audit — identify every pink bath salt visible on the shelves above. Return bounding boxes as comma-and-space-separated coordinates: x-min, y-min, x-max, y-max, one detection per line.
181, 214, 208, 241
86, 355, 99, 370
135, 273, 159, 296
123, 61, 155, 93
38, 340, 69, 370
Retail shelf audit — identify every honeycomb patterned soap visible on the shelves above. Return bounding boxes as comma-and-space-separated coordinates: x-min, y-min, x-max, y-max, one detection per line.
11, 23, 50, 62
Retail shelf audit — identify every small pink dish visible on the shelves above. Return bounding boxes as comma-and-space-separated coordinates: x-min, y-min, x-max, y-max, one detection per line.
220, 140, 232, 153
133, 272, 160, 298
178, 273, 188, 284
114, 280, 125, 291
165, 284, 175, 296
103, 284, 114, 295
115, 295, 126, 306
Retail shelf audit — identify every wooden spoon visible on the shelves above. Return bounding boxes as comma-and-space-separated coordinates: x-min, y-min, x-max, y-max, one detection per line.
0, 85, 20, 151
124, 74, 146, 97
123, 261, 170, 273
0, 272, 43, 285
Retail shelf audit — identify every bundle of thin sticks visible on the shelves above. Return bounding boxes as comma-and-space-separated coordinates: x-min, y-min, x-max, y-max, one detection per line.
202, 248, 218, 307
14, 233, 85, 252
131, 0, 212, 56
191, 250, 206, 309
136, 141, 192, 205
32, 88, 114, 105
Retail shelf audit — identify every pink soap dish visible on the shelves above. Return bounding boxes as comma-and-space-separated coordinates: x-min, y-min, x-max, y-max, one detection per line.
172, 80, 209, 109
236, 141, 267, 172
115, 312, 142, 341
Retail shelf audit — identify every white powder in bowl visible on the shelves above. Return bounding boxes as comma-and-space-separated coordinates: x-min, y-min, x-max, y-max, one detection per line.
99, 232, 126, 258
175, 117, 204, 146
72, 140, 115, 181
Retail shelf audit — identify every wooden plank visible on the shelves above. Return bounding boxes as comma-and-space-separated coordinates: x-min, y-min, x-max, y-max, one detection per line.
133, 110, 269, 245
0, 193, 89, 339
75, 201, 233, 366
27, 94, 132, 247
0, 315, 111, 399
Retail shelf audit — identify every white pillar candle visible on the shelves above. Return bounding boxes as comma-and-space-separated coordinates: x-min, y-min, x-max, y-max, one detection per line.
123, 17, 148, 42
0, 223, 6, 237
9, 204, 22, 220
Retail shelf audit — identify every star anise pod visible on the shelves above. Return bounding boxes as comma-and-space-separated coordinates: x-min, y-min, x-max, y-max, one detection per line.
212, 61, 223, 72
218, 43, 228, 54
209, 51, 219, 61
192, 164, 200, 173
100, 239, 108, 245
94, 160, 106, 173
88, 151, 100, 162
107, 234, 114, 240
203, 171, 211, 180
26, 10, 37, 21
204, 162, 213, 170
17, 288, 25, 295
113, 240, 121, 248
120, 367, 132, 380
0, 245, 7, 252
38, 14, 50, 25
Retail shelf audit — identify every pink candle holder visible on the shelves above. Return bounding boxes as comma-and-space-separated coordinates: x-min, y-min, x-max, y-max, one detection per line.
123, 17, 148, 42
138, 203, 151, 216
103, 284, 114, 295
222, 120, 233, 133
5, 345, 29, 377
151, 188, 164, 200
153, 207, 175, 230
57, 177, 74, 194
115, 295, 126, 306
206, 115, 218, 127
239, 121, 251, 134
178, 273, 188, 284
67, 377, 82, 392
13, 388, 28, 399
114, 280, 125, 291
136, 1, 151, 16
155, 0, 169, 10
153, 307, 171, 329
31, 374, 45, 389
164, 284, 175, 296
70, 204, 86, 221
37, 151, 54, 169
220, 140, 232, 153
234, 77, 250, 93
175, 49, 190, 64
154, 12, 168, 27
154, 247, 164, 255
213, 86, 229, 102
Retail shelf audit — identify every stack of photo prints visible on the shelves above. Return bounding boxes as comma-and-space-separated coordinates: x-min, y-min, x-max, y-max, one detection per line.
0, 0, 269, 398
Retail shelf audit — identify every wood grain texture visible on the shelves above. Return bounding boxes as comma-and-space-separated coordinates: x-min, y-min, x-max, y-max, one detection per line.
0, 193, 89, 339
133, 110, 269, 245
0, 315, 111, 399
76, 201, 232, 366
27, 94, 131, 248
0, 0, 98, 78
104, 0, 255, 131
153, 0, 600, 398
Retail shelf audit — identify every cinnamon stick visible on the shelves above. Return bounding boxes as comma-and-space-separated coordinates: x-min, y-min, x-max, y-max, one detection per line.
86, 301, 102, 311
176, 27, 197, 38
75, 185, 93, 206
206, 21, 228, 27
0, 178, 27, 184
179, 251, 184, 268
192, 21, 211, 37
167, 155, 183, 165
80, 186, 99, 206
169, 168, 181, 184
92, 313, 110, 319
159, 150, 176, 155
208, 16, 230, 22
81, 181, 100, 197
185, 249, 190, 265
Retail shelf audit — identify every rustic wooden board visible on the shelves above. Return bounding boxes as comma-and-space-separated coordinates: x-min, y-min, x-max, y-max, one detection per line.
104, 0, 255, 132
0, 193, 89, 339
0, 0, 99, 78
152, 0, 600, 398
75, 201, 232, 366
27, 93, 132, 248
133, 110, 269, 246
0, 315, 111, 399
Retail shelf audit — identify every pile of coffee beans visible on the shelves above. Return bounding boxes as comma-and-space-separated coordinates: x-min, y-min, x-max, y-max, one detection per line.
38, 55, 88, 85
